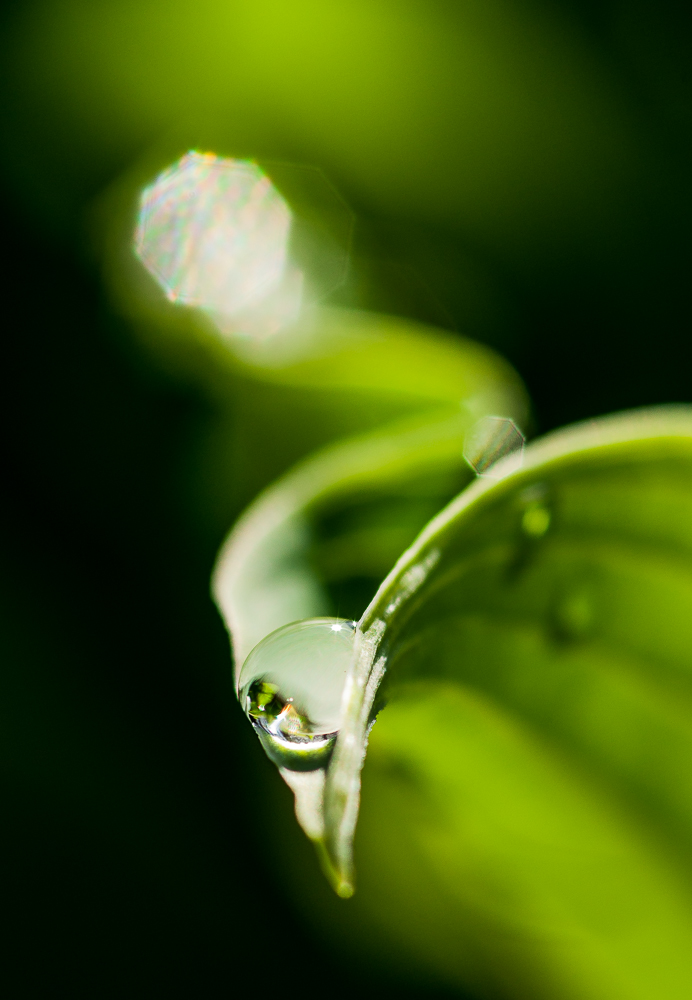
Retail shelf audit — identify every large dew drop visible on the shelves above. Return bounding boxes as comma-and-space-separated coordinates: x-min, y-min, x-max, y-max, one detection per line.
237, 618, 357, 772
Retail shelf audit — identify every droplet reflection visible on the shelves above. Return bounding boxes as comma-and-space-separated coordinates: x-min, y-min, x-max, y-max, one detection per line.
238, 618, 357, 772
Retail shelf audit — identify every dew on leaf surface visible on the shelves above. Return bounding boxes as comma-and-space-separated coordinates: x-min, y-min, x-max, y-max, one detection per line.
553, 586, 594, 640
522, 501, 551, 538
238, 618, 357, 772
517, 482, 552, 538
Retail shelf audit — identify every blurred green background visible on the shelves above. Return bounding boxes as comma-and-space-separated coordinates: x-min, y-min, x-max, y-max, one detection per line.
1, 0, 691, 995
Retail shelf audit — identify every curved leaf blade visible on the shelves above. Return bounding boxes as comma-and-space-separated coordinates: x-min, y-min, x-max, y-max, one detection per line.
211, 313, 526, 877
321, 405, 692, 995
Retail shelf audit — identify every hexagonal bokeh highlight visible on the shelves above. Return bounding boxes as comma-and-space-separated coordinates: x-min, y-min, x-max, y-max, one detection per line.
134, 151, 353, 342
464, 416, 525, 477
135, 152, 295, 319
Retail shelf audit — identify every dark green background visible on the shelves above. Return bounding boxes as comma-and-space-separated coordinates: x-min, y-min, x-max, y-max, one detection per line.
1, 0, 691, 995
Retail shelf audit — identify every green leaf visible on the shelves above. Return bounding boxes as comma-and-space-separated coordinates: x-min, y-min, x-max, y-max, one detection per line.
210, 309, 526, 872
211, 308, 526, 661
99, 167, 528, 523
321, 405, 692, 998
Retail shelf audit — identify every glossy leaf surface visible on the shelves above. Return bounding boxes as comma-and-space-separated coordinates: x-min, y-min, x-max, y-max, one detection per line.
319, 407, 692, 998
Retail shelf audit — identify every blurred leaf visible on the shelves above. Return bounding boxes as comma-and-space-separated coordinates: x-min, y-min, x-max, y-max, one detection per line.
95, 166, 527, 535
8, 0, 649, 266
319, 406, 692, 998
212, 312, 527, 664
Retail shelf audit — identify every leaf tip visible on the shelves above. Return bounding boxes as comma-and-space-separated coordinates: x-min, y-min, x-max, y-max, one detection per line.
313, 839, 355, 898
336, 880, 354, 899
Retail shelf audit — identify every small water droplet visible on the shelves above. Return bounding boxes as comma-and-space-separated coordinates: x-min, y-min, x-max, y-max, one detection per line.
522, 503, 551, 538
238, 618, 357, 772
553, 587, 593, 640
517, 483, 552, 539
464, 416, 525, 477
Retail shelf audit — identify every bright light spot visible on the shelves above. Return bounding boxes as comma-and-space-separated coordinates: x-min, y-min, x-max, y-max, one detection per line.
135, 151, 301, 336
330, 623, 343, 632
464, 416, 525, 477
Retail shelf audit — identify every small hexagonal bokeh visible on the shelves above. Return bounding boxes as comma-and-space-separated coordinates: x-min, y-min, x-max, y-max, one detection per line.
464, 416, 525, 477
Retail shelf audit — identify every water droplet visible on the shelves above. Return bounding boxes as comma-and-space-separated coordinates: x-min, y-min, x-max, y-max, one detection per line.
522, 503, 551, 538
464, 416, 525, 477
517, 483, 552, 538
238, 618, 357, 772
553, 587, 594, 640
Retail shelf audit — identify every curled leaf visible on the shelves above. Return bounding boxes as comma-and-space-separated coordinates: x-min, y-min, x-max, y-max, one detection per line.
321, 405, 692, 997
212, 312, 526, 888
